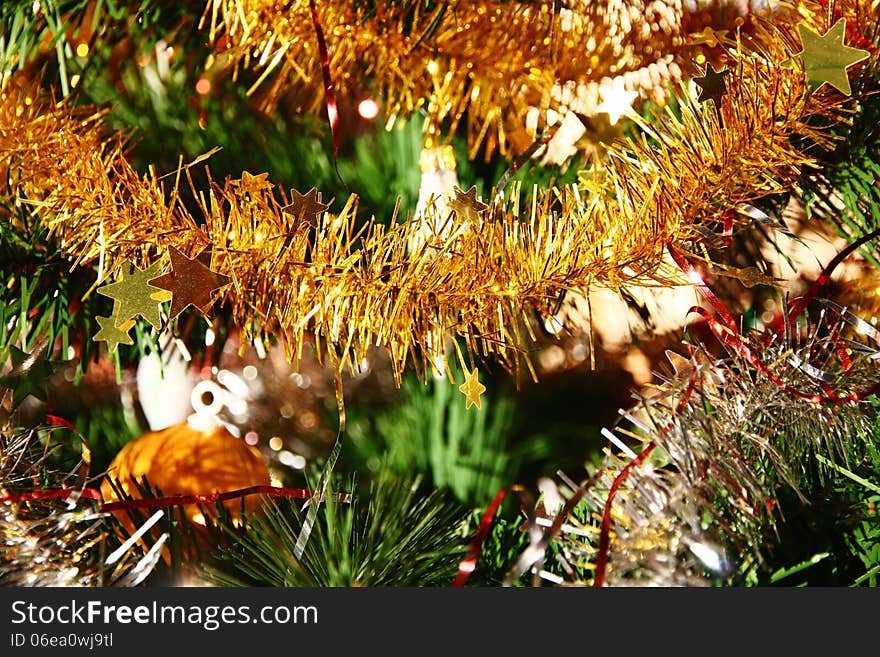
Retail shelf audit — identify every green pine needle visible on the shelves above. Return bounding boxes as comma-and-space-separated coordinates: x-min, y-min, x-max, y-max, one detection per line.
346, 366, 518, 507
207, 468, 469, 587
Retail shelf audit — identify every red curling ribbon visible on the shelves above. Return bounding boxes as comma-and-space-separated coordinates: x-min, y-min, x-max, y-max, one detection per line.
786, 226, 880, 326
835, 342, 853, 373
688, 304, 865, 405
593, 443, 656, 587
308, 0, 346, 188
451, 487, 509, 587
100, 485, 350, 512
0, 487, 102, 504
829, 320, 854, 374
722, 210, 733, 249
667, 245, 737, 331
670, 231, 880, 405
675, 370, 698, 415
45, 414, 78, 433
0, 485, 349, 510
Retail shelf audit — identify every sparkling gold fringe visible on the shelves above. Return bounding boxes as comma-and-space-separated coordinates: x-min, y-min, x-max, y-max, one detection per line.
200, 0, 733, 157
0, 2, 869, 392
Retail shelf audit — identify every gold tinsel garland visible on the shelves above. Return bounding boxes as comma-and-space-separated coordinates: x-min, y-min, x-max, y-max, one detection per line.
0, 3, 869, 401
202, 0, 734, 156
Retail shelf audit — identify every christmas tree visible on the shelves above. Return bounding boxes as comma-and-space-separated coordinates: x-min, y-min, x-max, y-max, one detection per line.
1, 0, 879, 587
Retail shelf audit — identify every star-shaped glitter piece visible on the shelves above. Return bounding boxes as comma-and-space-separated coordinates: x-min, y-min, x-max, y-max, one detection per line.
688, 27, 728, 49
459, 367, 486, 410
281, 187, 330, 229
233, 171, 272, 193
240, 171, 269, 185
93, 314, 135, 353
694, 63, 729, 106
665, 350, 696, 380
594, 78, 638, 126
794, 19, 870, 96
96, 261, 164, 329
149, 246, 232, 320
0, 343, 58, 407
449, 185, 489, 223
577, 168, 609, 196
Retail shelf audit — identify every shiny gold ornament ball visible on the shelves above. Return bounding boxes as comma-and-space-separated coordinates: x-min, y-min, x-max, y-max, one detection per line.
101, 423, 271, 526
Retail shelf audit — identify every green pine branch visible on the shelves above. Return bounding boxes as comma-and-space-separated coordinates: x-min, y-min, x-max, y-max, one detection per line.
0, 208, 104, 379
207, 467, 470, 587
345, 364, 519, 507
1, 0, 197, 96
802, 56, 880, 267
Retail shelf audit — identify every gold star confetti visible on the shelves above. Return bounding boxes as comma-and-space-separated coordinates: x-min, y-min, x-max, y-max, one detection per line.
233, 170, 272, 193
459, 367, 486, 410
664, 349, 720, 395
794, 19, 870, 96
577, 167, 609, 196
449, 185, 488, 223
93, 314, 135, 353
281, 187, 330, 229
0, 342, 59, 407
149, 246, 232, 320
694, 63, 729, 106
4, 3, 869, 416
594, 77, 638, 126
96, 261, 164, 329
152, 288, 173, 303
688, 27, 729, 49
714, 264, 784, 288
665, 350, 693, 379
240, 171, 269, 185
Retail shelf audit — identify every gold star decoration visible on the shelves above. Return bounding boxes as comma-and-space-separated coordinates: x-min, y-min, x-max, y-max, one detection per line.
594, 77, 638, 126
577, 167, 609, 196
281, 187, 330, 229
149, 246, 232, 320
458, 367, 486, 410
665, 349, 720, 395
0, 342, 59, 407
96, 261, 165, 329
93, 314, 135, 353
694, 63, 729, 107
238, 171, 270, 187
449, 185, 489, 223
794, 18, 870, 96
232, 171, 273, 195
714, 264, 784, 288
688, 27, 729, 49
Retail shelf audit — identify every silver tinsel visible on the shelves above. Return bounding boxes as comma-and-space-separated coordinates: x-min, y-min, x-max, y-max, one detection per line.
523, 300, 880, 585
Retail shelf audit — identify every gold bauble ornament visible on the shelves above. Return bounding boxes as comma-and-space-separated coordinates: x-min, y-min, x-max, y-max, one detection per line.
101, 422, 271, 526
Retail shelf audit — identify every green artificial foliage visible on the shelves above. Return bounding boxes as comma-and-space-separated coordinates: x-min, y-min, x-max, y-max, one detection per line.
345, 365, 518, 507
802, 57, 880, 266
2, 0, 880, 589
1, 0, 194, 96
208, 468, 469, 587
0, 212, 103, 383
462, 509, 529, 587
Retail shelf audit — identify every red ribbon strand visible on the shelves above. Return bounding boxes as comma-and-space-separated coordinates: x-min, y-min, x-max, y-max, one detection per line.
0, 485, 349, 511
308, 0, 345, 187
669, 228, 880, 406
593, 443, 656, 587
451, 487, 508, 587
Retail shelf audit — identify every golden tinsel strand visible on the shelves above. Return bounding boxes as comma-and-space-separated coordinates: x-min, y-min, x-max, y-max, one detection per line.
200, 0, 745, 158
0, 4, 867, 397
